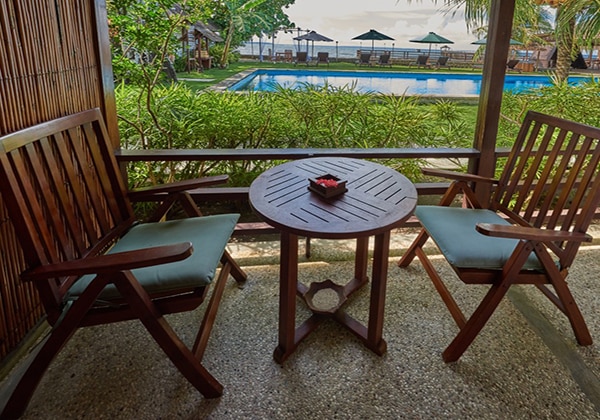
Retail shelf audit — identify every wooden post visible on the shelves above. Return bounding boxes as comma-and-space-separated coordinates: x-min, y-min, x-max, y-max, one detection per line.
469, 0, 516, 205
93, 0, 119, 146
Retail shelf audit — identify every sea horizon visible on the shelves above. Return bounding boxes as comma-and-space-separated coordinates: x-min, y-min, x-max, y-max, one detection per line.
236, 42, 468, 60
236, 42, 598, 62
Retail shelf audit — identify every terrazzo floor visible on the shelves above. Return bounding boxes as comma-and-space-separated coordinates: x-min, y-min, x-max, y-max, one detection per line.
2, 227, 600, 419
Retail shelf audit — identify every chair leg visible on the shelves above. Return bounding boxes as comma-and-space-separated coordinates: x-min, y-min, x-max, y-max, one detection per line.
193, 263, 232, 360
115, 272, 223, 398
398, 229, 429, 267
535, 245, 592, 345
415, 247, 466, 328
443, 241, 533, 362
552, 279, 593, 345
442, 280, 511, 362
221, 250, 247, 285
1, 276, 110, 419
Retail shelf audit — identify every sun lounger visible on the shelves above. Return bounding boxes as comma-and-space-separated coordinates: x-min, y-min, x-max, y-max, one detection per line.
506, 59, 522, 72
377, 53, 392, 67
316, 52, 329, 67
410, 55, 430, 69
435, 56, 450, 70
356, 52, 372, 66
294, 51, 310, 66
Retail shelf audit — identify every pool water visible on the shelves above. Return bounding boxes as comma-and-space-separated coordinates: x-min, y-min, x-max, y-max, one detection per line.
228, 69, 594, 96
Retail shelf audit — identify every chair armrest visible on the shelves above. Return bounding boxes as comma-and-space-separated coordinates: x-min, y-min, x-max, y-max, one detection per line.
21, 242, 193, 281
128, 175, 229, 201
422, 168, 499, 184
476, 223, 592, 243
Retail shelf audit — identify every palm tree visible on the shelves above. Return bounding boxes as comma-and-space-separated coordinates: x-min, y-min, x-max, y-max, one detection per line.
439, 0, 599, 82
559, 0, 600, 70
217, 0, 269, 68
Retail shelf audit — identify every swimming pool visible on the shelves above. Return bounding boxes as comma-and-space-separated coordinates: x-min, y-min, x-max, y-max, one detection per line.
228, 69, 594, 97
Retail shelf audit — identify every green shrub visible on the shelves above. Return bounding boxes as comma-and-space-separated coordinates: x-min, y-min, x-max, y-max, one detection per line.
115, 82, 475, 188
499, 77, 600, 145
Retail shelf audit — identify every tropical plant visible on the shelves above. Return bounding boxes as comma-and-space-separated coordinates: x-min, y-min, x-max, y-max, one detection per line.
558, 0, 600, 67
108, 0, 212, 152
437, 0, 600, 82
115, 82, 473, 187
108, 0, 201, 85
209, 0, 295, 67
500, 77, 600, 128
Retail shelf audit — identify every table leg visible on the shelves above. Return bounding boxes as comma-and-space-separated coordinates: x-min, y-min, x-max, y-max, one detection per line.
367, 231, 390, 355
342, 236, 370, 299
354, 236, 369, 283
274, 232, 298, 364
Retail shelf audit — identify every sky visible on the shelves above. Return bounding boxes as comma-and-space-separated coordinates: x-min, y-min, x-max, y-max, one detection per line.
271, 0, 477, 51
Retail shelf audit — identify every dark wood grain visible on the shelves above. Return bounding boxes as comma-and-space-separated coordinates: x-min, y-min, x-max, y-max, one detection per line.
250, 158, 417, 363
399, 110, 600, 363
0, 109, 245, 418
250, 157, 417, 239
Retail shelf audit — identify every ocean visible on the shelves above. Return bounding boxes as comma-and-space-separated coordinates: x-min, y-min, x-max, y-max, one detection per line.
235, 42, 452, 61
236, 42, 599, 62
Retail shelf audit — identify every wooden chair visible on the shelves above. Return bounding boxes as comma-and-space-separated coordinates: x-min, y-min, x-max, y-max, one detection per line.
0, 109, 247, 418
399, 111, 600, 362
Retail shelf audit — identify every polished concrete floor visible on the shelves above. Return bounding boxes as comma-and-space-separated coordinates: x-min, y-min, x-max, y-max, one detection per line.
3, 226, 600, 419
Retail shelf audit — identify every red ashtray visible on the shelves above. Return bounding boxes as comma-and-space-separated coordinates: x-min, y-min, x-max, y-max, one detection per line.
308, 174, 348, 198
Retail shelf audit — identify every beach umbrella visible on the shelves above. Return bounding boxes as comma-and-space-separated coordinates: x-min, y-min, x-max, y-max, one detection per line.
409, 32, 454, 56
352, 29, 394, 52
472, 37, 523, 45
293, 30, 333, 56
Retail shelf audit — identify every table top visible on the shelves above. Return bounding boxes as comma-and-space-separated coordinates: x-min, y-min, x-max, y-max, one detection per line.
249, 157, 417, 239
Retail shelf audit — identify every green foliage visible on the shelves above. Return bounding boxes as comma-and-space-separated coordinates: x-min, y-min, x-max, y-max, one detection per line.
108, 0, 199, 85
499, 77, 600, 145
116, 82, 472, 187
212, 0, 295, 67
210, 44, 240, 65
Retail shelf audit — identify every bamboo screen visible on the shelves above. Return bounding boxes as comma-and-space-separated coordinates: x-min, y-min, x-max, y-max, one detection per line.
0, 0, 114, 361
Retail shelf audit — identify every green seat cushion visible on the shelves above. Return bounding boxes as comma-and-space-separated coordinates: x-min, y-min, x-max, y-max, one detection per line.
415, 206, 544, 270
67, 214, 239, 300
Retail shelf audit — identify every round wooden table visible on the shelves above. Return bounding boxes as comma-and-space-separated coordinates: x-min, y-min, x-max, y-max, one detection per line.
249, 157, 417, 363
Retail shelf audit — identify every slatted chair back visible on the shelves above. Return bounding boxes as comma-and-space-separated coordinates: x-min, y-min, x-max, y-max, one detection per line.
0, 109, 134, 321
491, 111, 600, 269
399, 110, 600, 362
